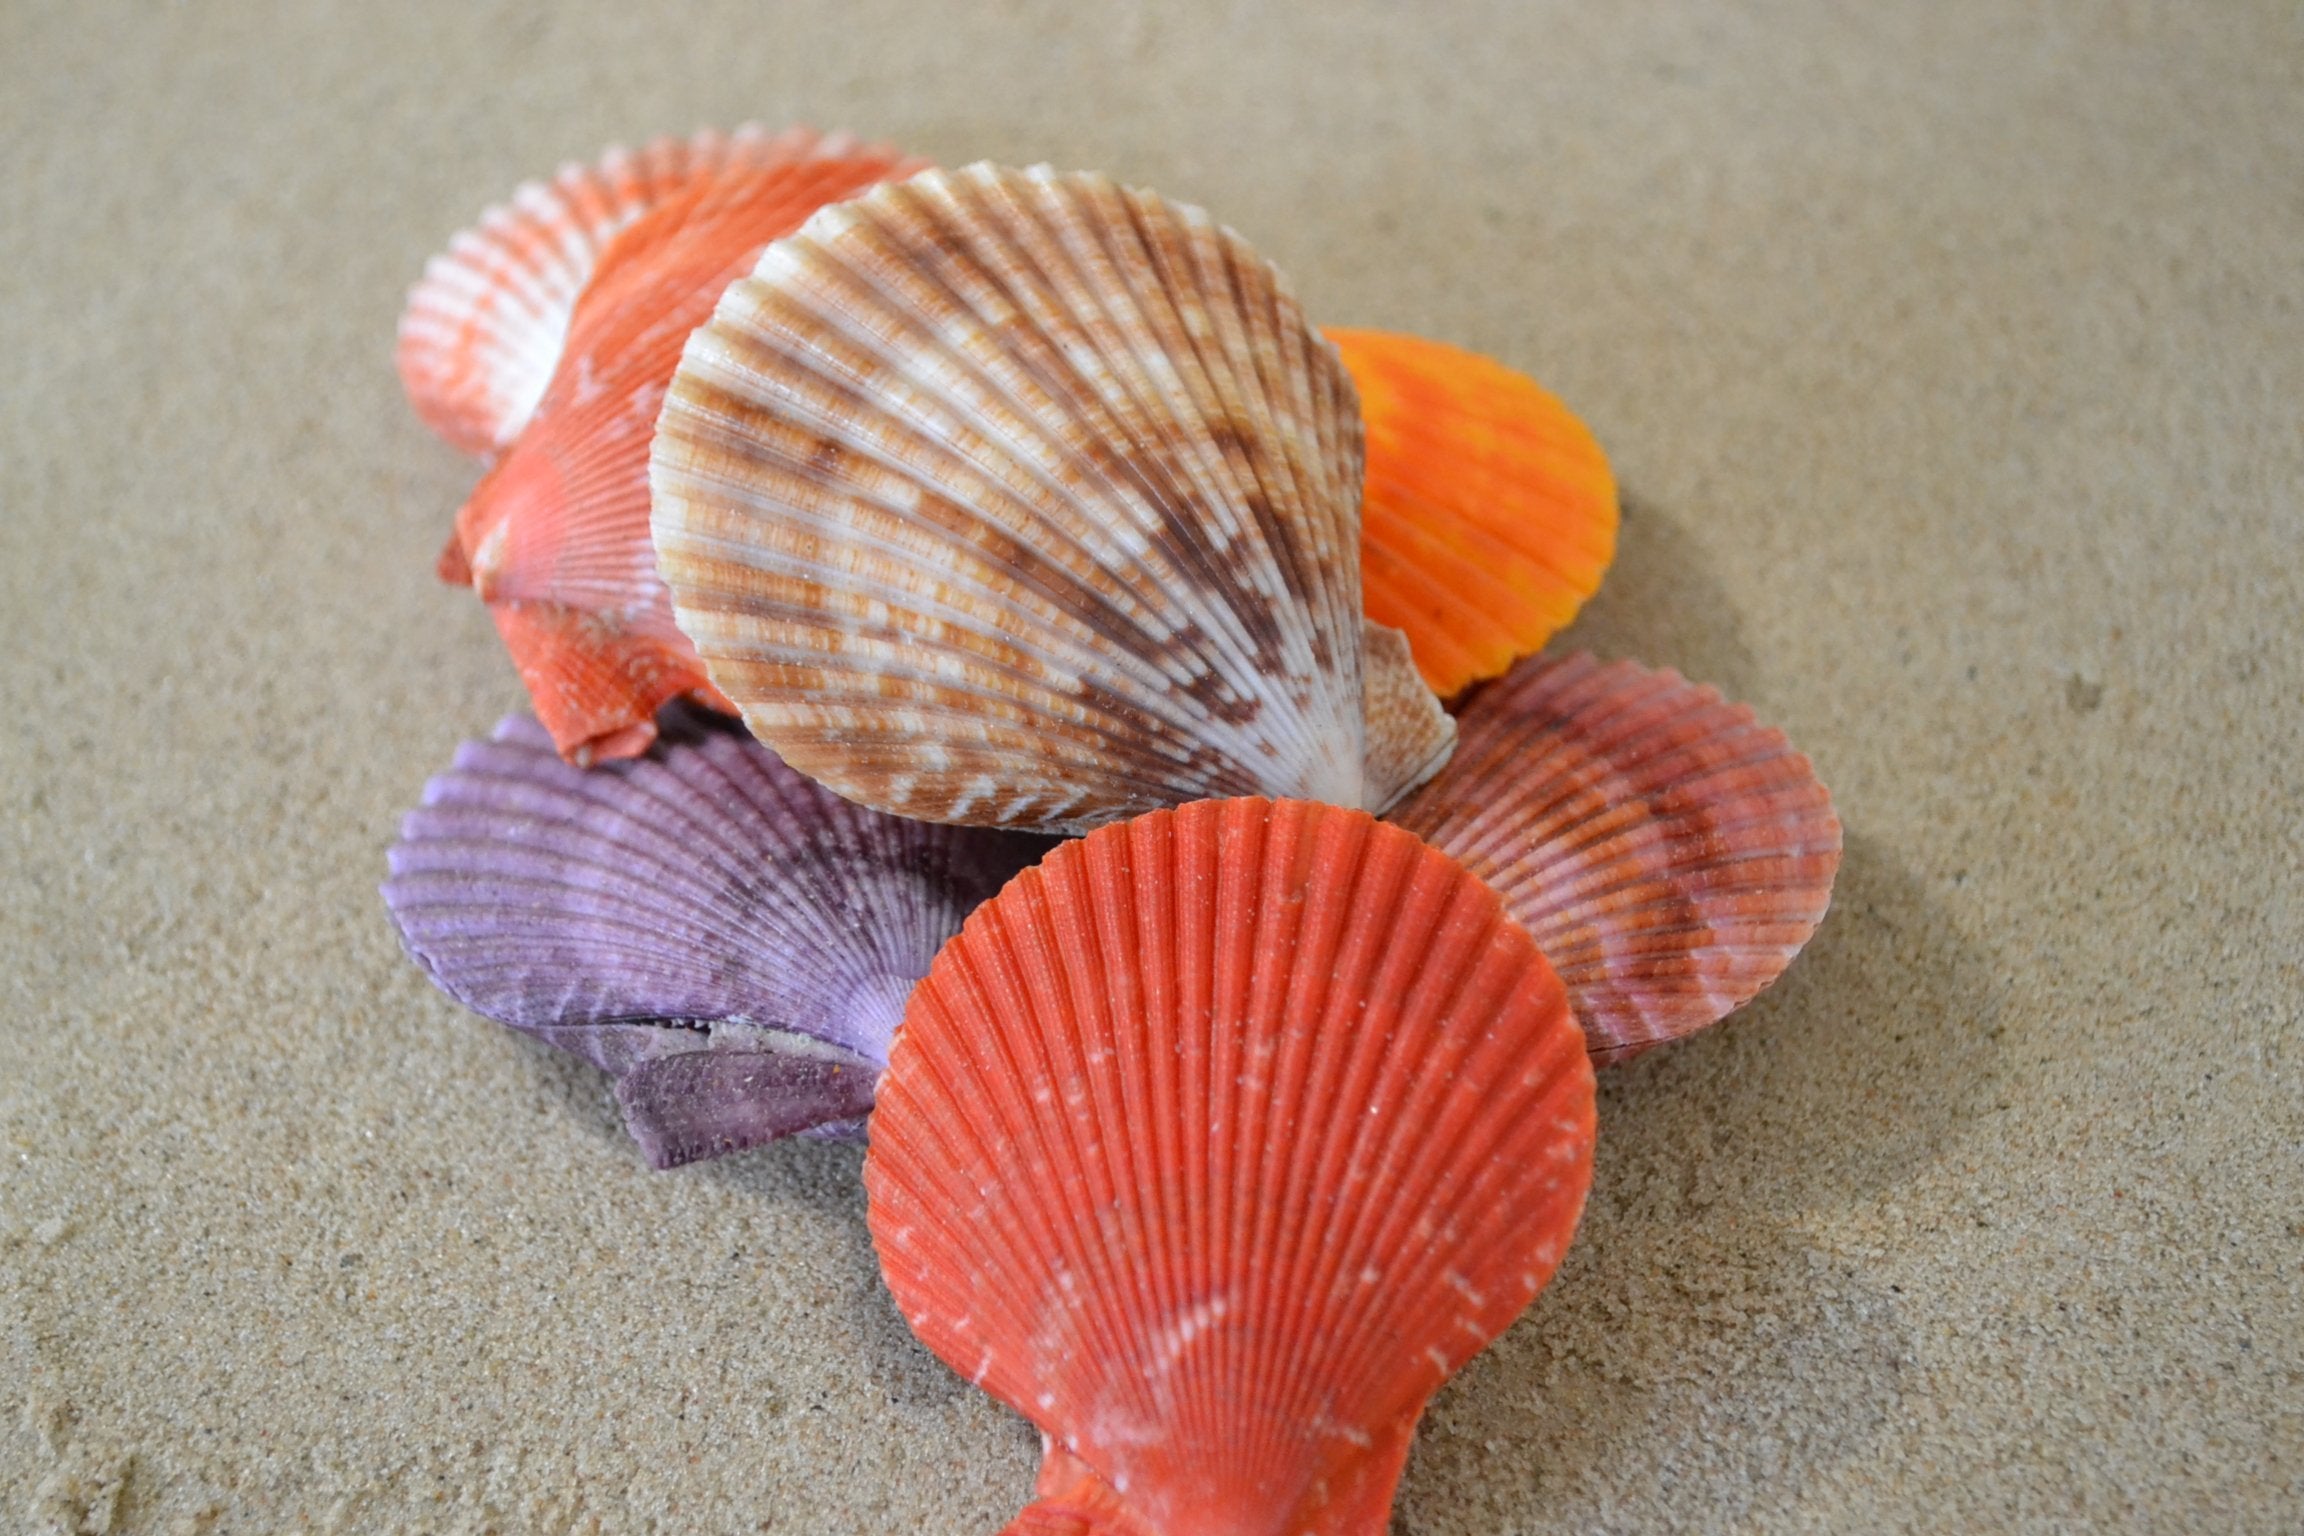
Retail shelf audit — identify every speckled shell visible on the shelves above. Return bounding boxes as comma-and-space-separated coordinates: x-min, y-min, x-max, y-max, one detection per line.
651, 163, 1454, 832
866, 798, 1594, 1534
380, 710, 1046, 1166
1388, 652, 1842, 1063
426, 129, 926, 763
398, 124, 846, 458
1327, 328, 1619, 698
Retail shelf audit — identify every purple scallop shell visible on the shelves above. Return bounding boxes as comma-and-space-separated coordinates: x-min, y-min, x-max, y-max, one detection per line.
382, 710, 1051, 1167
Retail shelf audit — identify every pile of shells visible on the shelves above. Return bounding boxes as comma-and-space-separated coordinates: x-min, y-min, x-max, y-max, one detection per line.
383, 129, 1841, 1534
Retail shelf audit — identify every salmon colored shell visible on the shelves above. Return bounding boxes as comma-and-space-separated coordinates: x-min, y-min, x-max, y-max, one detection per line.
1327, 328, 1618, 698
397, 125, 843, 458
433, 132, 926, 763
867, 797, 1595, 1535
1389, 651, 1842, 1063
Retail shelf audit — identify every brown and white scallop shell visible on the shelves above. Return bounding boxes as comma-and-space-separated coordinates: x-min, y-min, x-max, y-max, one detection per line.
649, 163, 1453, 832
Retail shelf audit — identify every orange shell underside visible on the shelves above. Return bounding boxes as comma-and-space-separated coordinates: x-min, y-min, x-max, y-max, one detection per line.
431, 133, 924, 763
867, 797, 1595, 1535
1327, 328, 1618, 698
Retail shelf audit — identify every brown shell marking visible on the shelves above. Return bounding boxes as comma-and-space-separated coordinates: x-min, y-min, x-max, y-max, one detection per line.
866, 797, 1595, 1534
1388, 651, 1843, 1063
652, 164, 1454, 830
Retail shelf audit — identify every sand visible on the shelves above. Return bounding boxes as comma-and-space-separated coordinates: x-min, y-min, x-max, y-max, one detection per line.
3, 1, 2299, 1530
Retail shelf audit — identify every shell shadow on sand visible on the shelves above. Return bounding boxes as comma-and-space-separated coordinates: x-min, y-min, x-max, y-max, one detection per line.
1395, 831, 2008, 1531
1553, 491, 1759, 702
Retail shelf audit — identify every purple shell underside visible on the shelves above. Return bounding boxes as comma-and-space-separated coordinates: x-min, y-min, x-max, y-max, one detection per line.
382, 709, 1049, 1167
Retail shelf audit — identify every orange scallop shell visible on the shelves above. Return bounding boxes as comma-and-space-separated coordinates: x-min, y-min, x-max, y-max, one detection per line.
866, 797, 1595, 1534
1327, 328, 1618, 697
1388, 651, 1842, 1063
424, 130, 925, 763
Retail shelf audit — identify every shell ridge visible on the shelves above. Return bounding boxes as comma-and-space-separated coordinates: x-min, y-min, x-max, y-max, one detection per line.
1319, 919, 1589, 1404
398, 124, 824, 454
964, 873, 1157, 1414
1142, 201, 1342, 751
385, 712, 1037, 1097
888, 919, 1079, 1380
1065, 182, 1319, 697
942, 168, 1320, 733
1260, 841, 1496, 1428
675, 276, 1276, 734
1329, 328, 1617, 693
1023, 861, 1188, 1435
655, 496, 1237, 759
1211, 234, 1373, 793
1236, 807, 1407, 1455
1388, 652, 1840, 1058
812, 176, 1225, 606
1062, 812, 1194, 1447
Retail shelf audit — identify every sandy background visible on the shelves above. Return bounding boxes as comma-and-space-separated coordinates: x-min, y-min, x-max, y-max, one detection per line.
3, 1, 2298, 1530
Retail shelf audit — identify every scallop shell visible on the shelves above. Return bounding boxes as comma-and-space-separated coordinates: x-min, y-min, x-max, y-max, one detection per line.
650, 163, 1455, 832
1327, 328, 1618, 697
380, 710, 1046, 1166
865, 797, 1595, 1533
431, 131, 927, 763
398, 124, 848, 458
1388, 651, 1842, 1063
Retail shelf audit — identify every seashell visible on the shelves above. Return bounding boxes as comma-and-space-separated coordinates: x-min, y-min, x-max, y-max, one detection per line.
398, 124, 850, 459
1327, 328, 1618, 697
380, 709, 1046, 1167
865, 797, 1595, 1533
1387, 651, 1841, 1063
428, 129, 927, 763
650, 163, 1456, 832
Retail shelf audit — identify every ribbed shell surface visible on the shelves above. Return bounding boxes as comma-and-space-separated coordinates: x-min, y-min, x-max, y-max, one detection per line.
1327, 328, 1619, 698
436, 131, 925, 762
398, 124, 841, 458
652, 164, 1448, 831
866, 798, 1595, 1535
381, 712, 1045, 1164
1388, 652, 1842, 1063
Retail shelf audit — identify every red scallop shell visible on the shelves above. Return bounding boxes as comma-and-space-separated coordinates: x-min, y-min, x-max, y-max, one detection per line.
1388, 651, 1843, 1063
867, 797, 1595, 1535
424, 129, 926, 762
397, 124, 842, 458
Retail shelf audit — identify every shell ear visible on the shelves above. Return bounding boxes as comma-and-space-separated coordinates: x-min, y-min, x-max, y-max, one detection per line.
1388, 651, 1842, 1062
1360, 617, 1456, 810
652, 163, 1450, 831
380, 713, 1046, 1165
1328, 328, 1619, 697
612, 1049, 878, 1169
